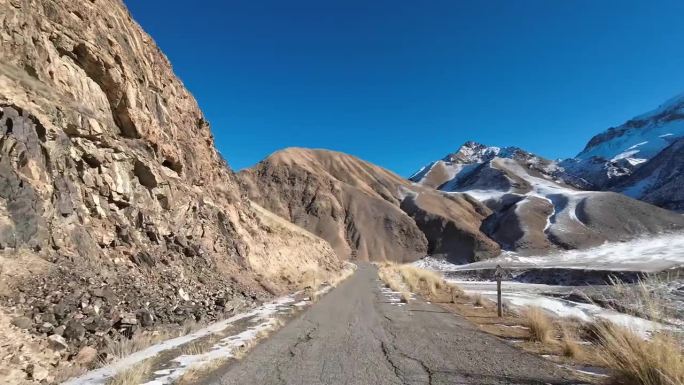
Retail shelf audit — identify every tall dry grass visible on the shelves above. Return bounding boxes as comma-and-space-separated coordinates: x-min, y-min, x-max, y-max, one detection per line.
594, 323, 683, 385
606, 275, 670, 321
522, 307, 553, 344
396, 265, 446, 295
559, 322, 584, 359
376, 262, 464, 303
378, 264, 412, 302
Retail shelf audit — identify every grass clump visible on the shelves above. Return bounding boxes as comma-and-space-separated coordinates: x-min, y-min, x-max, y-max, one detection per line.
397, 265, 445, 296
378, 264, 412, 303
522, 306, 553, 344
594, 322, 683, 385
107, 360, 151, 385
472, 293, 486, 307
376, 262, 464, 303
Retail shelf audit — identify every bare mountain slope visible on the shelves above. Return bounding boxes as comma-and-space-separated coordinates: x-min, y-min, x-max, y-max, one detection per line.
238, 148, 500, 263
0, 0, 343, 382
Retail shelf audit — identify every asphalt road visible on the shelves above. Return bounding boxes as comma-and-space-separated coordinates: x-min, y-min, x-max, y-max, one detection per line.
206, 263, 583, 385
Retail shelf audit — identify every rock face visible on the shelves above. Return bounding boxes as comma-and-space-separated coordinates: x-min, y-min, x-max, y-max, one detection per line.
613, 138, 684, 212
411, 142, 684, 255
238, 148, 500, 263
560, 94, 684, 211
0, 0, 343, 377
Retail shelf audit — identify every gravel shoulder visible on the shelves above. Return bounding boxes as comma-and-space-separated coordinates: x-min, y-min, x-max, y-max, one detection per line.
203, 263, 583, 385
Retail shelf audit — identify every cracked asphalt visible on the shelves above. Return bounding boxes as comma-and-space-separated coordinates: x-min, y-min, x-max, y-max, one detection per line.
206, 263, 583, 385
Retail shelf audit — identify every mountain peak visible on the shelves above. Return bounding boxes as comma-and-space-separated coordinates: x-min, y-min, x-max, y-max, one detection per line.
442, 141, 501, 164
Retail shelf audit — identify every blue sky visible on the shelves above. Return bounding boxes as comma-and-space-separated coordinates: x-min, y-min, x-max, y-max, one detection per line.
125, 0, 684, 176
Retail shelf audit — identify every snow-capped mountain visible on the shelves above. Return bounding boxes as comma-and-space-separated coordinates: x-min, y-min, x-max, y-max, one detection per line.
561, 93, 684, 204
410, 141, 684, 256
613, 137, 684, 212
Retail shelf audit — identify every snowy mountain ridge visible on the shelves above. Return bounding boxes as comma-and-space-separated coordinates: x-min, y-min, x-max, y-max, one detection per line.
412, 92, 684, 212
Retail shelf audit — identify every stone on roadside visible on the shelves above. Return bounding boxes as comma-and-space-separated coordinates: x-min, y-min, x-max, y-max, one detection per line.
11, 316, 33, 330
47, 335, 68, 350
74, 346, 98, 365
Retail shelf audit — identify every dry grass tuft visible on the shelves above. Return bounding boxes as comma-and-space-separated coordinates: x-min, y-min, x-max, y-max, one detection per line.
605, 275, 674, 322
448, 284, 465, 303
522, 307, 553, 344
377, 264, 412, 302
397, 265, 445, 295
174, 357, 229, 385
559, 323, 585, 359
107, 360, 151, 385
54, 364, 88, 383
594, 322, 684, 385
472, 293, 486, 307
181, 341, 209, 356
377, 262, 463, 304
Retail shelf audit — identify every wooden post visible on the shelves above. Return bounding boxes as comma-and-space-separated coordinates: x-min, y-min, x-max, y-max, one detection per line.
497, 278, 502, 317
495, 265, 504, 318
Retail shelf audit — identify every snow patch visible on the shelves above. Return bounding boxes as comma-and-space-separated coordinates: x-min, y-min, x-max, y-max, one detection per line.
454, 232, 684, 273
64, 289, 324, 385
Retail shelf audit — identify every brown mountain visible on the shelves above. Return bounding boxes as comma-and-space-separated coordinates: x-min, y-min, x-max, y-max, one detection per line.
238, 148, 501, 263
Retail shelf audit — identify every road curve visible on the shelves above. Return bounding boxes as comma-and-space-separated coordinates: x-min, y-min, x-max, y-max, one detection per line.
204, 263, 582, 385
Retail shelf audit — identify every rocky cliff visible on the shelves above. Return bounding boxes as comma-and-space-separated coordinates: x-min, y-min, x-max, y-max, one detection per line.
238, 147, 500, 263
0, 0, 343, 382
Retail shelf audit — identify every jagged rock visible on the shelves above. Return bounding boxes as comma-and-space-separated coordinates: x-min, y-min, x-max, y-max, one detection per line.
47, 335, 68, 351
25, 363, 49, 382
136, 309, 155, 327
177, 288, 190, 302
39, 322, 54, 334
63, 320, 86, 341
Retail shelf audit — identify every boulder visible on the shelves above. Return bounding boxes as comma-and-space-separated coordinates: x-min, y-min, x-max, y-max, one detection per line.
64, 320, 86, 341
74, 346, 98, 365
47, 335, 69, 351
10, 316, 33, 330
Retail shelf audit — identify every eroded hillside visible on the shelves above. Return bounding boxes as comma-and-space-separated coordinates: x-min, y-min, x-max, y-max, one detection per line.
238, 147, 500, 263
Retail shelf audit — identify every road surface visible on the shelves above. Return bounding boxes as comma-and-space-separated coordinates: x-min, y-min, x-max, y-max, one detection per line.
205, 263, 582, 385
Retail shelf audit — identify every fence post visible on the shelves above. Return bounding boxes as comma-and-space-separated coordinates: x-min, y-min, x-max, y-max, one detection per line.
495, 265, 504, 318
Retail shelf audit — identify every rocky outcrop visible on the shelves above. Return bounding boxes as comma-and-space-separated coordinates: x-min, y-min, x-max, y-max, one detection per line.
238, 148, 500, 263
0, 0, 343, 381
612, 138, 684, 212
